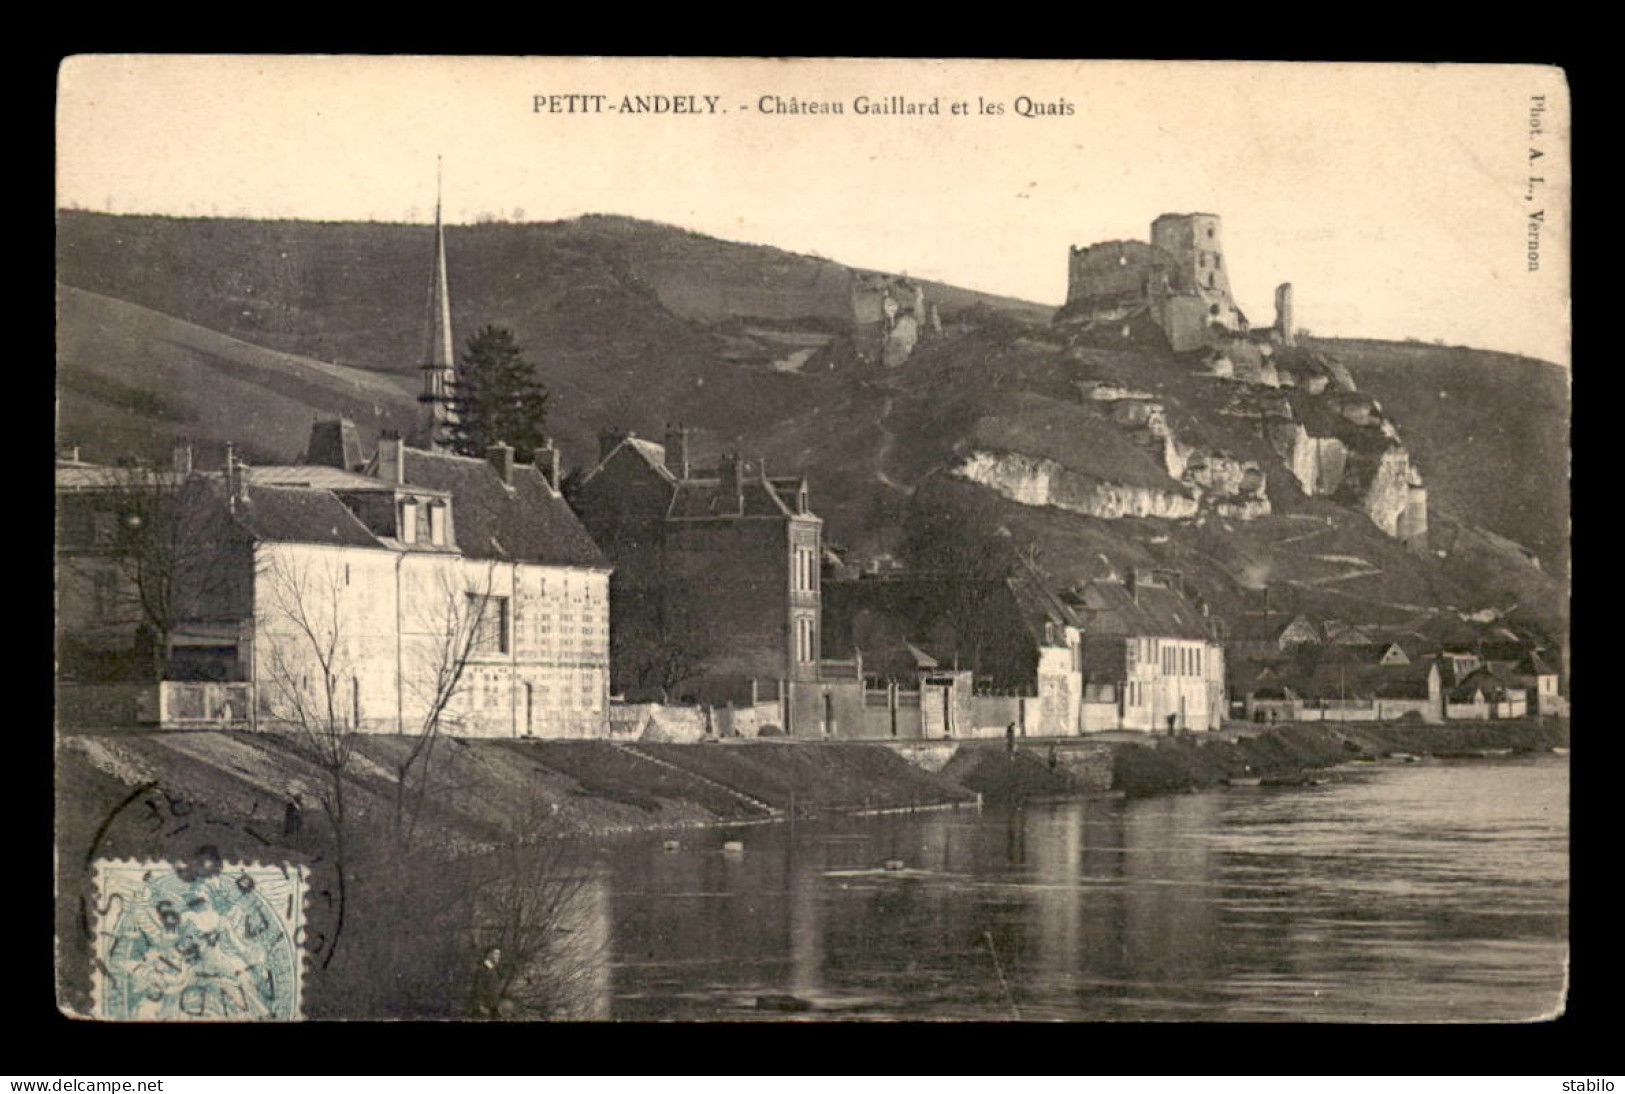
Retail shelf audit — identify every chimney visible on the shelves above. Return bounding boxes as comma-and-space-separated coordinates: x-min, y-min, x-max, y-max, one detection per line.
377, 430, 405, 485
171, 438, 193, 475
663, 423, 692, 479
487, 442, 515, 486
308, 418, 363, 470
598, 427, 630, 462
225, 443, 248, 512
534, 436, 561, 491
719, 452, 744, 503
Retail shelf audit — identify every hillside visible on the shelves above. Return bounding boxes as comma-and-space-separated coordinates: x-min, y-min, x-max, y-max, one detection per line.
56, 285, 421, 466
55, 211, 1567, 639
1321, 338, 1570, 576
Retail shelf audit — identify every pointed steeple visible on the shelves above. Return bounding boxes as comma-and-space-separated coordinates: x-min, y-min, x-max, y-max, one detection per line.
417, 156, 457, 450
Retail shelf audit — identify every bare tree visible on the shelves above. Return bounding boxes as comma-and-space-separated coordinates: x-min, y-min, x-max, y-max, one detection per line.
899, 492, 1018, 675
57, 468, 241, 682
255, 549, 362, 969
393, 560, 500, 848
610, 595, 713, 700
464, 806, 607, 1020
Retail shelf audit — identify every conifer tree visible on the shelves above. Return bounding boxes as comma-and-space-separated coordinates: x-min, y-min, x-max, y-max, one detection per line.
447, 326, 551, 463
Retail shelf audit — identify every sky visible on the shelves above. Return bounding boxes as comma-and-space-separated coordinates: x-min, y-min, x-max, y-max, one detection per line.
57, 57, 1571, 365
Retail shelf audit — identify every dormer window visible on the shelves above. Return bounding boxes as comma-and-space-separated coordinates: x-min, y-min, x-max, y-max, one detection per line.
428, 502, 446, 546
400, 499, 419, 544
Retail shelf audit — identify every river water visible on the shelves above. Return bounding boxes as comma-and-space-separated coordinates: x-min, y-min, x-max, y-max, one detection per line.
581, 754, 1567, 1022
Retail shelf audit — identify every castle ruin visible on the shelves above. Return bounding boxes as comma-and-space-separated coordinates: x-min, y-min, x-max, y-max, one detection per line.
851, 272, 934, 367
1056, 213, 1295, 354
1050, 214, 1426, 552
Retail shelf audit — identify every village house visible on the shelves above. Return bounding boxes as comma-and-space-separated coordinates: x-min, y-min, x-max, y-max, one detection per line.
1507, 649, 1565, 717
56, 425, 613, 738
1228, 608, 1325, 661
1063, 569, 1227, 732
1438, 659, 1528, 721
570, 426, 832, 734
819, 565, 1086, 738
1232, 644, 1443, 724
819, 563, 1224, 736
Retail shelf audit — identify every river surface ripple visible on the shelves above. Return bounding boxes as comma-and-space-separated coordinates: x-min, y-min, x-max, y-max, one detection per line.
598, 755, 1568, 1022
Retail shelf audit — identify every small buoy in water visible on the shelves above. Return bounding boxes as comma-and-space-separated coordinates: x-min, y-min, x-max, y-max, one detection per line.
662, 840, 681, 853
722, 840, 745, 854
884, 859, 905, 871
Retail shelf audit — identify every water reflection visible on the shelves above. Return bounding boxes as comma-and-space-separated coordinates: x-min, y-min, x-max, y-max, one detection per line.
587, 756, 1567, 1021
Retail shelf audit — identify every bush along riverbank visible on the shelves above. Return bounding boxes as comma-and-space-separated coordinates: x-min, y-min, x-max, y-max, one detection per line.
1109, 719, 1570, 799
55, 732, 979, 1019
940, 742, 1117, 804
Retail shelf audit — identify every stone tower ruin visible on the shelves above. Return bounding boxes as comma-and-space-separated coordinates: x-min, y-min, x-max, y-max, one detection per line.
851, 273, 929, 367
1056, 213, 1248, 352
1274, 283, 1295, 347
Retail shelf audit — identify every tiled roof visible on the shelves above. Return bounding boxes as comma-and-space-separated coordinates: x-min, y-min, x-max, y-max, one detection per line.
1006, 569, 1081, 645
245, 465, 429, 493
581, 436, 677, 486
1451, 664, 1523, 701
624, 438, 676, 477
1229, 612, 1308, 643
400, 448, 607, 568
1069, 579, 1211, 641
1285, 660, 1435, 701
223, 480, 383, 548
1322, 642, 1409, 666
667, 475, 801, 520
56, 466, 185, 491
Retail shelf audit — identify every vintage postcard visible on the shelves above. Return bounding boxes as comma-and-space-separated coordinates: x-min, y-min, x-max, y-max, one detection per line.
55, 57, 1569, 1022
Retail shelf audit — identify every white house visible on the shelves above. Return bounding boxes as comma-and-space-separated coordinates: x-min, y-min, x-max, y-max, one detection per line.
57, 428, 613, 739
1068, 569, 1226, 732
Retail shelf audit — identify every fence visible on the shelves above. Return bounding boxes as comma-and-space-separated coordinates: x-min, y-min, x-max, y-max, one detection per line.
859, 685, 925, 739
158, 681, 254, 728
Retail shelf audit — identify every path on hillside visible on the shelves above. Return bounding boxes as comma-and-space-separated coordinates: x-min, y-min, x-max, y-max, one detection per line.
1278, 576, 1434, 615
1272, 514, 1338, 546
874, 395, 913, 494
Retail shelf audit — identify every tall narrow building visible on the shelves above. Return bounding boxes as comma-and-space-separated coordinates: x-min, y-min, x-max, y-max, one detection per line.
414, 162, 458, 451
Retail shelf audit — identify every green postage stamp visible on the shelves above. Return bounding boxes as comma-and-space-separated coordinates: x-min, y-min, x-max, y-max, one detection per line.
91, 856, 307, 1020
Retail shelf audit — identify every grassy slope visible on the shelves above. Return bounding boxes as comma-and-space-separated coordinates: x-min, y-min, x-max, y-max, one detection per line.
56, 212, 1565, 632
1321, 337, 1570, 575
1110, 720, 1570, 798
57, 285, 420, 466
55, 731, 975, 1014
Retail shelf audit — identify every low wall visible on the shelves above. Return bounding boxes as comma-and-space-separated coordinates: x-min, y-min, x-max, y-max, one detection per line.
972, 694, 1023, 735
860, 689, 925, 739
713, 700, 784, 739
1248, 698, 1448, 725
1048, 743, 1115, 791
608, 702, 710, 743
1081, 700, 1119, 732
1373, 698, 1438, 723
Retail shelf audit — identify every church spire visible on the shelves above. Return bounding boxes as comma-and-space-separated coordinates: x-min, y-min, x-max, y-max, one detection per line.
417, 156, 457, 450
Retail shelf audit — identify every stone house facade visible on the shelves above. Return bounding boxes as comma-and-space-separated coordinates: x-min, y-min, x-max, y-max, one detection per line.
571, 427, 825, 725
57, 426, 612, 738
1066, 570, 1227, 732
